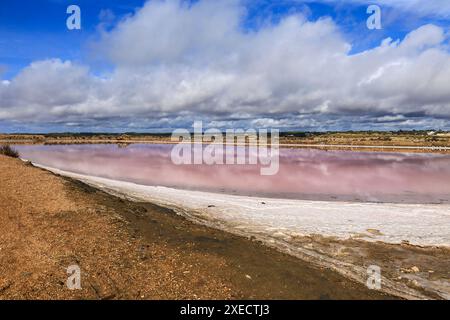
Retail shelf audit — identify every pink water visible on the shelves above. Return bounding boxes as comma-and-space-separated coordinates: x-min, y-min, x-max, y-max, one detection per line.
16, 144, 450, 204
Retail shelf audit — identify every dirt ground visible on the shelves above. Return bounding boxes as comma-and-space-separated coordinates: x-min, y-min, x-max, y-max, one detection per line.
0, 155, 394, 300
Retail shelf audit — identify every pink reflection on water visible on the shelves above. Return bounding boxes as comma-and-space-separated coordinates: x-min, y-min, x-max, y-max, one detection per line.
16, 144, 450, 204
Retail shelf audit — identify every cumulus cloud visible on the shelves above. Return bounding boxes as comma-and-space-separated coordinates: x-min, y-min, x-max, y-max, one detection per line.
0, 60, 94, 121
1, 0, 450, 131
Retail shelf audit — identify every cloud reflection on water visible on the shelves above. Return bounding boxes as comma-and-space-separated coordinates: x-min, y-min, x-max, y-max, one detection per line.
16, 144, 450, 204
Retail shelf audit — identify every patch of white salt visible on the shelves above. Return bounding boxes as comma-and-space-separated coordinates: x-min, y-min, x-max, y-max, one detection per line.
36, 164, 450, 247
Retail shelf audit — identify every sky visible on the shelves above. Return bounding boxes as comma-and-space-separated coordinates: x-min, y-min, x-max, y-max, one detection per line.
0, 0, 450, 133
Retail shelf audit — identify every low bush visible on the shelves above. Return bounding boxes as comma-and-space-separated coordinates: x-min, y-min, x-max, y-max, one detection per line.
0, 145, 20, 158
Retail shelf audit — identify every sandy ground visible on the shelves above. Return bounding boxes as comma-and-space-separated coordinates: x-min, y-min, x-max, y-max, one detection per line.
0, 155, 394, 300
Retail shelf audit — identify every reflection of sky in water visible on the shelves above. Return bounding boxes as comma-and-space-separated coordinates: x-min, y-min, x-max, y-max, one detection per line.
16, 144, 450, 204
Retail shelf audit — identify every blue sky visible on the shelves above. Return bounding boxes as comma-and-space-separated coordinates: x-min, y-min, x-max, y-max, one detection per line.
1, 0, 450, 132
0, 0, 143, 78
1, 0, 449, 79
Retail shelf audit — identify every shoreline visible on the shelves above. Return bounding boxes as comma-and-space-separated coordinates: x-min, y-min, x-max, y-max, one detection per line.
0, 155, 396, 300
31, 162, 450, 247
31, 162, 450, 300
3, 139, 450, 154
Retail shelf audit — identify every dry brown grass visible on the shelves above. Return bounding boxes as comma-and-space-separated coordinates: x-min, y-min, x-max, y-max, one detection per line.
0, 145, 19, 158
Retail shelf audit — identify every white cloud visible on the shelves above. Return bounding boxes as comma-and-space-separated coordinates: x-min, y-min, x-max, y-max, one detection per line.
0, 59, 95, 121
0, 0, 450, 130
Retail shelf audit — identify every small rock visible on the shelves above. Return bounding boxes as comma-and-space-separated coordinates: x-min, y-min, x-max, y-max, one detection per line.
400, 266, 420, 273
366, 229, 383, 236
245, 274, 252, 280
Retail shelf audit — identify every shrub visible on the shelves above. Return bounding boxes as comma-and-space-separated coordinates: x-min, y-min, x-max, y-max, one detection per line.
0, 144, 20, 158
